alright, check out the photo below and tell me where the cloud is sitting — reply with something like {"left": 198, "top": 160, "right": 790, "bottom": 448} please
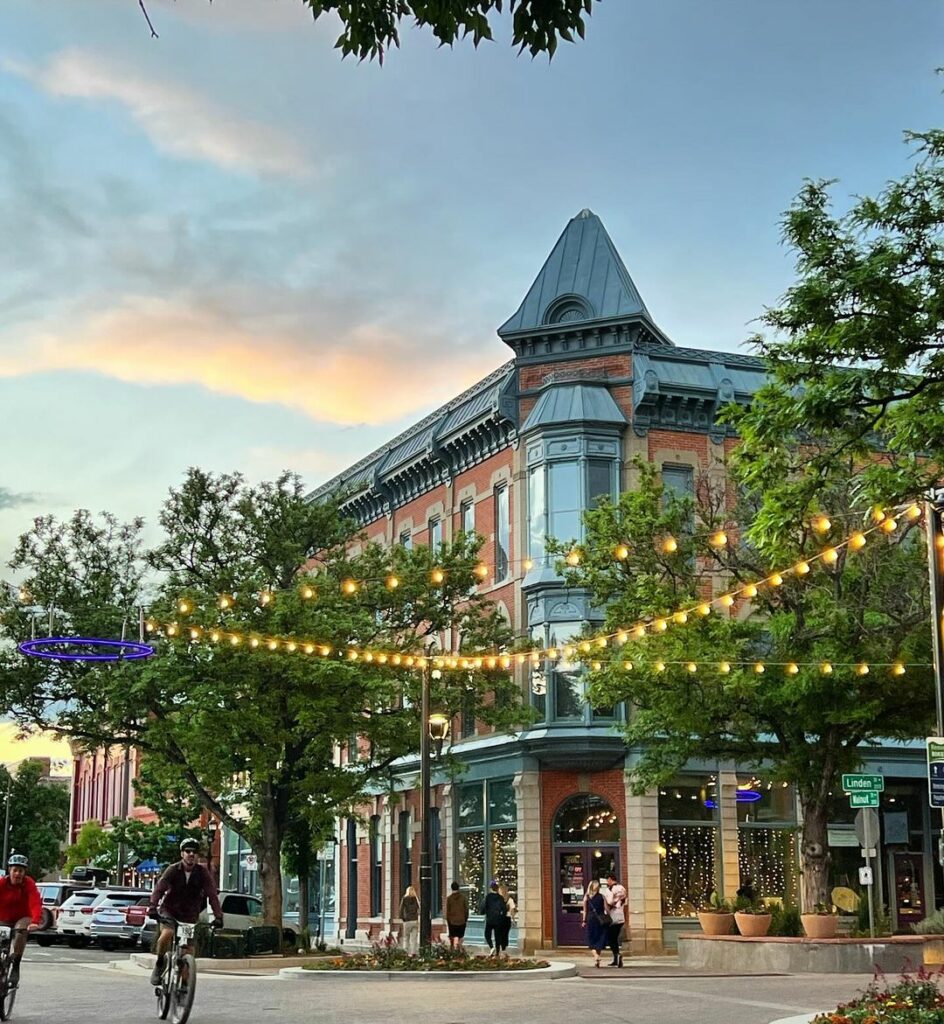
{"left": 0, "top": 488, "right": 37, "bottom": 511}
{"left": 0, "top": 297, "right": 503, "bottom": 426}
{"left": 3, "top": 49, "right": 312, "bottom": 178}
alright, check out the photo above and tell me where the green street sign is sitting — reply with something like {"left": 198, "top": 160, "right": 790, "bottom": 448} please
{"left": 849, "top": 791, "right": 880, "bottom": 808}
{"left": 842, "top": 774, "right": 885, "bottom": 793}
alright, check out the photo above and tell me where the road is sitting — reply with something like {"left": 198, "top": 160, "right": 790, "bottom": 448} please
{"left": 16, "top": 945, "right": 875, "bottom": 1023}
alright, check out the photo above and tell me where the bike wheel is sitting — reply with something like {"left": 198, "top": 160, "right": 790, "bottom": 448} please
{"left": 0, "top": 970, "right": 15, "bottom": 1022}
{"left": 170, "top": 954, "right": 196, "bottom": 1024}
{"left": 156, "top": 965, "right": 171, "bottom": 1021}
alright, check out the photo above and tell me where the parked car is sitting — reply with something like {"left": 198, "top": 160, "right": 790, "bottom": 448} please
{"left": 89, "top": 891, "right": 151, "bottom": 950}
{"left": 56, "top": 890, "right": 102, "bottom": 947}
{"left": 141, "top": 891, "right": 298, "bottom": 949}
{"left": 31, "top": 881, "right": 88, "bottom": 946}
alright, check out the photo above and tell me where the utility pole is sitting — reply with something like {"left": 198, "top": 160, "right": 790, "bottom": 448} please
{"left": 419, "top": 662, "right": 432, "bottom": 947}
{"left": 925, "top": 494, "right": 944, "bottom": 865}
{"left": 1, "top": 780, "right": 11, "bottom": 868}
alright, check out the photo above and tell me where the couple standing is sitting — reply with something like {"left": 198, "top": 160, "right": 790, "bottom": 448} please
{"left": 583, "top": 872, "right": 627, "bottom": 968}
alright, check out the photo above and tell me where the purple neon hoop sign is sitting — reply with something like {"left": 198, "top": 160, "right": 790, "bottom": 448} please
{"left": 17, "top": 637, "right": 155, "bottom": 662}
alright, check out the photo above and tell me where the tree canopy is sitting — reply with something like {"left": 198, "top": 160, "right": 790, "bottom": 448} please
{"left": 0, "top": 469, "right": 523, "bottom": 925}
{"left": 556, "top": 454, "right": 933, "bottom": 909}
{"left": 733, "top": 126, "right": 944, "bottom": 505}
{"left": 0, "top": 760, "right": 70, "bottom": 879}
{"left": 139, "top": 0, "right": 601, "bottom": 61}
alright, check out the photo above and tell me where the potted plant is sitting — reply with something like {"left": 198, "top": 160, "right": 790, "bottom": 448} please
{"left": 801, "top": 902, "right": 839, "bottom": 939}
{"left": 697, "top": 892, "right": 735, "bottom": 936}
{"left": 734, "top": 897, "right": 773, "bottom": 937}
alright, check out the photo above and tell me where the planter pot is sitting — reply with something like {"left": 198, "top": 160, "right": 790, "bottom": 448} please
{"left": 923, "top": 937, "right": 944, "bottom": 966}
{"left": 697, "top": 912, "right": 734, "bottom": 936}
{"left": 734, "top": 912, "right": 772, "bottom": 937}
{"left": 801, "top": 914, "right": 839, "bottom": 939}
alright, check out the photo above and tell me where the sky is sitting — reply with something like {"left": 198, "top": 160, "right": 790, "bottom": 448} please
{"left": 0, "top": 0, "right": 942, "bottom": 573}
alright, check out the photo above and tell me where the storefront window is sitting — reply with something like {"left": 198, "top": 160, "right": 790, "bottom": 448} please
{"left": 550, "top": 622, "right": 585, "bottom": 720}
{"left": 659, "top": 779, "right": 720, "bottom": 916}
{"left": 736, "top": 776, "right": 798, "bottom": 905}
{"left": 553, "top": 794, "right": 620, "bottom": 843}
{"left": 455, "top": 779, "right": 518, "bottom": 913}
{"left": 548, "top": 461, "right": 580, "bottom": 542}
{"left": 528, "top": 466, "right": 546, "bottom": 563}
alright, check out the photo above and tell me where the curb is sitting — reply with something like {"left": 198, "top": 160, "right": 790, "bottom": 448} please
{"left": 767, "top": 1016, "right": 820, "bottom": 1024}
{"left": 279, "top": 960, "right": 577, "bottom": 982}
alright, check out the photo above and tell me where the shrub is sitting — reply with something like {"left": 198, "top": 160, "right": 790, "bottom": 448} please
{"left": 811, "top": 969, "right": 944, "bottom": 1023}
{"left": 302, "top": 942, "right": 548, "bottom": 972}
{"left": 915, "top": 907, "right": 944, "bottom": 936}
{"left": 769, "top": 903, "right": 802, "bottom": 937}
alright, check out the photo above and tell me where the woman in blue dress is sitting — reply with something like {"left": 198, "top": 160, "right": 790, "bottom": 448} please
{"left": 582, "top": 880, "right": 607, "bottom": 967}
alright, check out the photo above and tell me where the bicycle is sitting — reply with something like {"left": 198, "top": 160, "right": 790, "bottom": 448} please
{"left": 153, "top": 917, "right": 198, "bottom": 1024}
{"left": 0, "top": 925, "right": 25, "bottom": 1021}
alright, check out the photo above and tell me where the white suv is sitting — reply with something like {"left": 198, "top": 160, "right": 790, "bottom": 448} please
{"left": 56, "top": 890, "right": 102, "bottom": 946}
{"left": 199, "top": 892, "right": 298, "bottom": 946}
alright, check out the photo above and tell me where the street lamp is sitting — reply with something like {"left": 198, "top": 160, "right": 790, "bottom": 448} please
{"left": 205, "top": 819, "right": 219, "bottom": 880}
{"left": 419, "top": 666, "right": 447, "bottom": 948}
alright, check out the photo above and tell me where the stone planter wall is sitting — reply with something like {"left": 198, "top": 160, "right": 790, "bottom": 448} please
{"left": 678, "top": 933, "right": 941, "bottom": 974}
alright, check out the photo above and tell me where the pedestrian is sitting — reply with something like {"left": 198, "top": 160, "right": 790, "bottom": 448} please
{"left": 497, "top": 884, "right": 517, "bottom": 957}
{"left": 478, "top": 879, "right": 507, "bottom": 957}
{"left": 445, "top": 881, "right": 469, "bottom": 951}
{"left": 399, "top": 884, "right": 420, "bottom": 954}
{"left": 603, "top": 871, "right": 627, "bottom": 967}
{"left": 581, "top": 880, "right": 608, "bottom": 967}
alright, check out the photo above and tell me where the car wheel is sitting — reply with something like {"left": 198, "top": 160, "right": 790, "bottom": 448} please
{"left": 67, "top": 937, "right": 84, "bottom": 949}
{"left": 100, "top": 939, "right": 117, "bottom": 951}
{"left": 38, "top": 909, "right": 54, "bottom": 931}
{"left": 36, "top": 937, "right": 53, "bottom": 947}
{"left": 282, "top": 929, "right": 297, "bottom": 948}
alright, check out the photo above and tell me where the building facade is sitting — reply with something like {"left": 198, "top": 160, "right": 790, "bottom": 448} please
{"left": 307, "top": 212, "right": 941, "bottom": 949}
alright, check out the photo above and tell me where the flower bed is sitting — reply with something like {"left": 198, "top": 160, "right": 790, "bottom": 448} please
{"left": 811, "top": 970, "right": 944, "bottom": 1023}
{"left": 302, "top": 944, "right": 549, "bottom": 972}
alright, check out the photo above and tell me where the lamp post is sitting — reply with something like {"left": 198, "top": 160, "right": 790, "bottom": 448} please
{"left": 1, "top": 780, "right": 10, "bottom": 869}
{"left": 206, "top": 818, "right": 219, "bottom": 882}
{"left": 925, "top": 493, "right": 944, "bottom": 865}
{"left": 419, "top": 666, "right": 449, "bottom": 948}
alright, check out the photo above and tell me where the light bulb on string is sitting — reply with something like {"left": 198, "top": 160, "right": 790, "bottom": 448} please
{"left": 301, "top": 586, "right": 315, "bottom": 600}
{"left": 812, "top": 515, "right": 831, "bottom": 534}
{"left": 718, "top": 661, "right": 731, "bottom": 674}
{"left": 386, "top": 575, "right": 400, "bottom": 590}
{"left": 615, "top": 544, "right": 630, "bottom": 560}
{"left": 880, "top": 518, "right": 897, "bottom": 534}
{"left": 565, "top": 550, "right": 581, "bottom": 566}
{"left": 708, "top": 530, "right": 728, "bottom": 549}
{"left": 743, "top": 584, "right": 758, "bottom": 598}
{"left": 906, "top": 504, "right": 922, "bottom": 521}
{"left": 820, "top": 662, "right": 833, "bottom": 675}
{"left": 662, "top": 536, "right": 678, "bottom": 554}
{"left": 794, "top": 561, "right": 810, "bottom": 575}
{"left": 673, "top": 611, "right": 688, "bottom": 625}
{"left": 342, "top": 579, "right": 358, "bottom": 596}
{"left": 822, "top": 547, "right": 839, "bottom": 566}
{"left": 849, "top": 532, "right": 867, "bottom": 551}
{"left": 431, "top": 568, "right": 445, "bottom": 585}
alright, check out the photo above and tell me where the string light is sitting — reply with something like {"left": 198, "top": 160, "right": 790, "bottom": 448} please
{"left": 662, "top": 536, "right": 678, "bottom": 554}
{"left": 615, "top": 544, "right": 631, "bottom": 560}
{"left": 708, "top": 531, "right": 728, "bottom": 549}
{"left": 431, "top": 568, "right": 445, "bottom": 585}
{"left": 301, "top": 586, "right": 315, "bottom": 600}
{"left": 565, "top": 550, "right": 581, "bottom": 567}
{"left": 812, "top": 515, "right": 831, "bottom": 534}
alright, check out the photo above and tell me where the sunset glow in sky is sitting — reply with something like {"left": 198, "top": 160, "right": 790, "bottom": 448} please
{"left": 1, "top": 0, "right": 942, "bottom": 569}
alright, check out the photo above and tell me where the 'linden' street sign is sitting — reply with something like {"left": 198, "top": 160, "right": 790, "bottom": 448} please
{"left": 849, "top": 791, "right": 880, "bottom": 808}
{"left": 842, "top": 774, "right": 885, "bottom": 793}
{"left": 927, "top": 738, "right": 944, "bottom": 808}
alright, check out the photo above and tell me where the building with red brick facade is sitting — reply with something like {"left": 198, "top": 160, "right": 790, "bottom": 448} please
{"left": 306, "top": 211, "right": 939, "bottom": 951}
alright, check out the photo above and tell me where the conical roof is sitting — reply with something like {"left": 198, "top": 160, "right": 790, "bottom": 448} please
{"left": 498, "top": 209, "right": 649, "bottom": 337}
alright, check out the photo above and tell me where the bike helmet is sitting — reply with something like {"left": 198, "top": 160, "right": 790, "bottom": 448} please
{"left": 179, "top": 838, "right": 199, "bottom": 853}
{"left": 7, "top": 854, "right": 27, "bottom": 868}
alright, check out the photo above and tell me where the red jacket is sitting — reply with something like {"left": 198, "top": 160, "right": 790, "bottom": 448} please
{"left": 0, "top": 876, "right": 42, "bottom": 925}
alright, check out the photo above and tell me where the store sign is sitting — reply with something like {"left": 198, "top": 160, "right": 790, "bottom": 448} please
{"left": 827, "top": 828, "right": 858, "bottom": 848}
{"left": 927, "top": 738, "right": 944, "bottom": 808}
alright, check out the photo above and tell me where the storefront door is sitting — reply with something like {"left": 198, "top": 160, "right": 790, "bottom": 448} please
{"left": 891, "top": 851, "right": 926, "bottom": 929}
{"left": 555, "top": 846, "right": 619, "bottom": 946}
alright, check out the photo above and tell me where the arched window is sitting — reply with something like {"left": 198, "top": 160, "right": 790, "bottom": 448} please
{"left": 553, "top": 794, "right": 620, "bottom": 843}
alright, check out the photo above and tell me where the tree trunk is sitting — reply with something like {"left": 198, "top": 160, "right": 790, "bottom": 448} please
{"left": 798, "top": 795, "right": 830, "bottom": 912}
{"left": 258, "top": 796, "right": 284, "bottom": 930}
{"left": 298, "top": 872, "right": 310, "bottom": 933}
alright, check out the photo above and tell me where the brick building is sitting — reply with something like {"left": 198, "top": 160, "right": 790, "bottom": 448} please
{"left": 303, "top": 211, "right": 938, "bottom": 949}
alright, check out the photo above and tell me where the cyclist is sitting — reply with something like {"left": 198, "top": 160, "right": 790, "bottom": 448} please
{"left": 147, "top": 838, "right": 223, "bottom": 986}
{"left": 0, "top": 853, "right": 42, "bottom": 987}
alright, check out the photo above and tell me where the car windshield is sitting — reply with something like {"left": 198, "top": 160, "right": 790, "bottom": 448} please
{"left": 96, "top": 893, "right": 150, "bottom": 908}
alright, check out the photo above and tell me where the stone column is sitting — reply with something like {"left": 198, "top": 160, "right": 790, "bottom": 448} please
{"left": 513, "top": 770, "right": 542, "bottom": 953}
{"left": 624, "top": 784, "right": 664, "bottom": 953}
{"left": 718, "top": 771, "right": 741, "bottom": 899}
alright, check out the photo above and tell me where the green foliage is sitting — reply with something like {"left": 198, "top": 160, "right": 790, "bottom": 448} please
{"left": 304, "top": 943, "right": 548, "bottom": 971}
{"left": 302, "top": 0, "right": 600, "bottom": 62}
{"left": 811, "top": 971, "right": 944, "bottom": 1023}
{"left": 768, "top": 903, "right": 802, "bottom": 937}
{"left": 914, "top": 907, "right": 944, "bottom": 935}
{"left": 725, "top": 123, "right": 944, "bottom": 505}
{"left": 0, "top": 759, "right": 70, "bottom": 879}
{"left": 555, "top": 455, "right": 932, "bottom": 908}
{"left": 0, "top": 468, "right": 525, "bottom": 927}
{"left": 63, "top": 821, "right": 115, "bottom": 876}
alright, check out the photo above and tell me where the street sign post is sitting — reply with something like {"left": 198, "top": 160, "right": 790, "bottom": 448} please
{"left": 849, "top": 791, "right": 880, "bottom": 808}
{"left": 854, "top": 809, "right": 879, "bottom": 939}
{"left": 928, "top": 738, "right": 944, "bottom": 809}
{"left": 842, "top": 774, "right": 885, "bottom": 793}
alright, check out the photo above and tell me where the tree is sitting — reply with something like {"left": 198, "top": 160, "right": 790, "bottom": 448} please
{"left": 0, "top": 470, "right": 522, "bottom": 928}
{"left": 138, "top": 0, "right": 600, "bottom": 60}
{"left": 0, "top": 760, "right": 70, "bottom": 879}
{"left": 733, "top": 125, "right": 944, "bottom": 505}
{"left": 63, "top": 821, "right": 115, "bottom": 877}
{"left": 556, "top": 457, "right": 933, "bottom": 910}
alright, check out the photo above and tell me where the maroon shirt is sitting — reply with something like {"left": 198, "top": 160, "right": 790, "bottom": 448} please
{"left": 148, "top": 862, "right": 223, "bottom": 923}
